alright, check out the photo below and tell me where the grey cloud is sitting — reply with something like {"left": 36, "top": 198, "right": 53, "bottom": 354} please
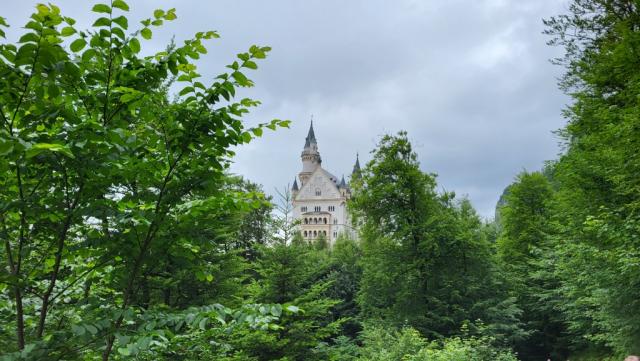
{"left": 5, "top": 0, "right": 571, "bottom": 218}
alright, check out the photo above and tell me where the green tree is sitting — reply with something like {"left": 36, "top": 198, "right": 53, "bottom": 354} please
{"left": 0, "top": 2, "right": 288, "bottom": 359}
{"left": 496, "top": 171, "right": 569, "bottom": 360}
{"left": 229, "top": 242, "right": 343, "bottom": 361}
{"left": 352, "top": 132, "right": 523, "bottom": 341}
{"left": 544, "top": 0, "right": 640, "bottom": 356}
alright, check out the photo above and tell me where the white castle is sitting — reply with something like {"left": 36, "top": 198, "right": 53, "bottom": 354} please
{"left": 291, "top": 121, "right": 360, "bottom": 245}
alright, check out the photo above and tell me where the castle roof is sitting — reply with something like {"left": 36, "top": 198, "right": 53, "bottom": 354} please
{"left": 352, "top": 153, "right": 361, "bottom": 177}
{"left": 339, "top": 175, "right": 346, "bottom": 188}
{"left": 304, "top": 120, "right": 317, "bottom": 148}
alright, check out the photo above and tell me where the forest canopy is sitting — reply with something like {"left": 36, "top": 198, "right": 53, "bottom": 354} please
{"left": 1, "top": 0, "right": 639, "bottom": 360}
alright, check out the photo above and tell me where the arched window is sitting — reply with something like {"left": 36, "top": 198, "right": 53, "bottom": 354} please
{"left": 324, "top": 218, "right": 327, "bottom": 224}
{"left": 315, "top": 188, "right": 321, "bottom": 196}
{"left": 313, "top": 230, "right": 317, "bottom": 237}
{"left": 323, "top": 231, "right": 327, "bottom": 236}
{"left": 304, "top": 231, "right": 308, "bottom": 237}
{"left": 314, "top": 218, "right": 318, "bottom": 224}
{"left": 333, "top": 219, "right": 337, "bottom": 225}
{"left": 304, "top": 218, "right": 308, "bottom": 224}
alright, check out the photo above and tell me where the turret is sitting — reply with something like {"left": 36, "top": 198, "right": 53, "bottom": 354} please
{"left": 299, "top": 120, "right": 322, "bottom": 185}
{"left": 351, "top": 153, "right": 361, "bottom": 180}
{"left": 292, "top": 177, "right": 299, "bottom": 198}
{"left": 338, "top": 175, "right": 349, "bottom": 197}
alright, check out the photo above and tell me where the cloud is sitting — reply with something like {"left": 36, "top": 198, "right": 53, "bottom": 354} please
{"left": 5, "top": 0, "right": 571, "bottom": 219}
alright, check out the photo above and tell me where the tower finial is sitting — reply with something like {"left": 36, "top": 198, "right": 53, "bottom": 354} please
{"left": 352, "top": 153, "right": 361, "bottom": 177}
{"left": 304, "top": 117, "right": 317, "bottom": 148}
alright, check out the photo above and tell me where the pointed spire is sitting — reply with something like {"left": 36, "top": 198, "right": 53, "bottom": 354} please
{"left": 304, "top": 117, "right": 317, "bottom": 148}
{"left": 339, "top": 175, "right": 346, "bottom": 188}
{"left": 292, "top": 177, "right": 299, "bottom": 191}
{"left": 352, "top": 153, "right": 361, "bottom": 176}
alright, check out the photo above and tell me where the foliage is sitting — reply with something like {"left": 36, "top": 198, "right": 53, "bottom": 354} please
{"left": 355, "top": 325, "right": 518, "bottom": 361}
{"left": 542, "top": 0, "right": 640, "bottom": 357}
{"left": 495, "top": 171, "right": 569, "bottom": 360}
{"left": 351, "top": 132, "right": 525, "bottom": 341}
{"left": 225, "top": 241, "right": 343, "bottom": 361}
{"left": 1, "top": 0, "right": 638, "bottom": 360}
{"left": 0, "top": 1, "right": 288, "bottom": 359}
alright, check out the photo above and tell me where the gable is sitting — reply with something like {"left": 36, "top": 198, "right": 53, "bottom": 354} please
{"left": 296, "top": 168, "right": 341, "bottom": 200}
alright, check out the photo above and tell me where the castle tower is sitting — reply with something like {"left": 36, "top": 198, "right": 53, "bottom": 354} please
{"left": 290, "top": 121, "right": 358, "bottom": 245}
{"left": 299, "top": 121, "right": 322, "bottom": 185}
{"left": 351, "top": 153, "right": 361, "bottom": 179}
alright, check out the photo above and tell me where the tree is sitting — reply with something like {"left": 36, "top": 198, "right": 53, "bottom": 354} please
{"left": 352, "top": 132, "right": 522, "bottom": 341}
{"left": 228, "top": 241, "right": 343, "bottom": 360}
{"left": 270, "top": 186, "right": 299, "bottom": 245}
{"left": 544, "top": 0, "right": 640, "bottom": 356}
{"left": 0, "top": 2, "right": 288, "bottom": 359}
{"left": 495, "top": 171, "right": 569, "bottom": 360}
{"left": 233, "top": 179, "right": 274, "bottom": 260}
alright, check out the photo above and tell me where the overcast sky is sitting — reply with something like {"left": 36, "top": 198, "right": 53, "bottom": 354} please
{"left": 6, "top": 0, "right": 570, "bottom": 219}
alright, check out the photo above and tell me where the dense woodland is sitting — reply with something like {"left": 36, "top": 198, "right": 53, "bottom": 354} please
{"left": 0, "top": 0, "right": 639, "bottom": 360}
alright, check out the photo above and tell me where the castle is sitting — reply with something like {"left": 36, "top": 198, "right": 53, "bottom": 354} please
{"left": 291, "top": 121, "right": 360, "bottom": 245}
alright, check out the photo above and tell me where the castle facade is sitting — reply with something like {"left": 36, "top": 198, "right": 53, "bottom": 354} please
{"left": 291, "top": 122, "right": 359, "bottom": 245}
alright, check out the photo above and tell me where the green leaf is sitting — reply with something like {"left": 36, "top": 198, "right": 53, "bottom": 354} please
{"left": 117, "top": 347, "right": 131, "bottom": 356}
{"left": 251, "top": 127, "right": 263, "bottom": 137}
{"left": 178, "top": 86, "right": 194, "bottom": 96}
{"left": 26, "top": 143, "right": 75, "bottom": 159}
{"left": 165, "top": 9, "right": 177, "bottom": 20}
{"left": 112, "top": 15, "right": 128, "bottom": 29}
{"left": 153, "top": 9, "right": 165, "bottom": 19}
{"left": 91, "top": 4, "right": 111, "bottom": 14}
{"left": 195, "top": 270, "right": 205, "bottom": 281}
{"left": 120, "top": 92, "right": 140, "bottom": 103}
{"left": 92, "top": 17, "right": 111, "bottom": 27}
{"left": 232, "top": 71, "right": 248, "bottom": 84}
{"left": 129, "top": 38, "right": 140, "bottom": 53}
{"left": 70, "top": 38, "right": 86, "bottom": 52}
{"left": 71, "top": 324, "right": 85, "bottom": 336}
{"left": 141, "top": 27, "right": 152, "bottom": 40}
{"left": 112, "top": 0, "right": 130, "bottom": 11}
{"left": 85, "top": 324, "right": 98, "bottom": 335}
{"left": 82, "top": 48, "right": 96, "bottom": 62}
{"left": 0, "top": 140, "right": 13, "bottom": 156}
{"left": 270, "top": 305, "right": 282, "bottom": 317}
{"left": 243, "top": 60, "right": 257, "bottom": 70}
{"left": 18, "top": 33, "right": 39, "bottom": 43}
{"left": 285, "top": 305, "right": 300, "bottom": 313}
{"left": 241, "top": 132, "right": 252, "bottom": 143}
{"left": 60, "top": 26, "right": 75, "bottom": 37}
{"left": 108, "top": 28, "right": 123, "bottom": 41}
{"left": 198, "top": 317, "right": 208, "bottom": 330}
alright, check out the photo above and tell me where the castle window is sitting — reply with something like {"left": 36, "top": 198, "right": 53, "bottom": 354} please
{"left": 315, "top": 188, "right": 321, "bottom": 196}
{"left": 314, "top": 218, "right": 318, "bottom": 224}
{"left": 304, "top": 218, "right": 308, "bottom": 224}
{"left": 313, "top": 230, "right": 317, "bottom": 237}
{"left": 314, "top": 206, "right": 321, "bottom": 212}
{"left": 333, "top": 231, "right": 337, "bottom": 238}
{"left": 304, "top": 231, "right": 308, "bottom": 237}
{"left": 324, "top": 218, "right": 327, "bottom": 224}
{"left": 301, "top": 206, "right": 307, "bottom": 212}
{"left": 328, "top": 206, "right": 335, "bottom": 212}
{"left": 323, "top": 231, "right": 327, "bottom": 236}
{"left": 333, "top": 219, "right": 337, "bottom": 225}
